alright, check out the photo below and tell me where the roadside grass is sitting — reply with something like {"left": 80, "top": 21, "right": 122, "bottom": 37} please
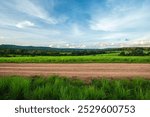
{"left": 0, "top": 76, "right": 150, "bottom": 100}
{"left": 0, "top": 54, "right": 150, "bottom": 63}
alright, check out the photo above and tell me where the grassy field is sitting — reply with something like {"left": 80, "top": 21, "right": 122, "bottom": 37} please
{"left": 0, "top": 76, "right": 150, "bottom": 100}
{"left": 0, "top": 54, "right": 150, "bottom": 63}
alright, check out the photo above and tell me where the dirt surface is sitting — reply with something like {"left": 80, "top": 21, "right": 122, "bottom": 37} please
{"left": 0, "top": 63, "right": 150, "bottom": 80}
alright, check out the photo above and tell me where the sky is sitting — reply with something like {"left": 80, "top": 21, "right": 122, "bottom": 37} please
{"left": 0, "top": 0, "right": 150, "bottom": 48}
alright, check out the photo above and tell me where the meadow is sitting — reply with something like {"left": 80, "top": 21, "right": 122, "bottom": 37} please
{"left": 0, "top": 76, "right": 150, "bottom": 100}
{"left": 0, "top": 54, "right": 150, "bottom": 63}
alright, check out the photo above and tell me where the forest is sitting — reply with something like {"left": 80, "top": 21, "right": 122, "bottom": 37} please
{"left": 0, "top": 44, "right": 149, "bottom": 57}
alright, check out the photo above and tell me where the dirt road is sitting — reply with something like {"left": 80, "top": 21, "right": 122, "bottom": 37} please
{"left": 0, "top": 63, "right": 150, "bottom": 79}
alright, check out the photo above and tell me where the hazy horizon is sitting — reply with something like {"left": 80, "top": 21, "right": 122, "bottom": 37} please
{"left": 0, "top": 0, "right": 150, "bottom": 48}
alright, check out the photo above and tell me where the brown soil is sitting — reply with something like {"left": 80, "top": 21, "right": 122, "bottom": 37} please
{"left": 0, "top": 63, "right": 150, "bottom": 80}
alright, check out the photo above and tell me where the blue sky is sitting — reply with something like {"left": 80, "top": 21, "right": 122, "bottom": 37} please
{"left": 0, "top": 0, "right": 150, "bottom": 48}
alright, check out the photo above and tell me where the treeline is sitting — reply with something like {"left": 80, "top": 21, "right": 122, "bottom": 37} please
{"left": 119, "top": 48, "right": 150, "bottom": 56}
{"left": 0, "top": 45, "right": 150, "bottom": 57}
{"left": 0, "top": 46, "right": 106, "bottom": 57}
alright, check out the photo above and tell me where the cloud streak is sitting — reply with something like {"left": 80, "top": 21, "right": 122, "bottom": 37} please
{"left": 16, "top": 21, "right": 35, "bottom": 28}
{"left": 90, "top": 0, "right": 150, "bottom": 32}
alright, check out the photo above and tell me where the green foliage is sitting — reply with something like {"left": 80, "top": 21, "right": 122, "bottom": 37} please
{"left": 119, "top": 48, "right": 150, "bottom": 56}
{"left": 0, "top": 54, "right": 150, "bottom": 63}
{"left": 1, "top": 44, "right": 150, "bottom": 57}
{"left": 0, "top": 45, "right": 106, "bottom": 56}
{"left": 0, "top": 76, "right": 150, "bottom": 100}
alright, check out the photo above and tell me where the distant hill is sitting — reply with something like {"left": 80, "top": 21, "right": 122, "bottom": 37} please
{"left": 0, "top": 44, "right": 149, "bottom": 57}
{"left": 0, "top": 44, "right": 149, "bottom": 51}
{"left": 0, "top": 44, "right": 58, "bottom": 50}
{"left": 0, "top": 44, "right": 106, "bottom": 56}
{"left": 0, "top": 44, "right": 114, "bottom": 51}
{"left": 0, "top": 44, "right": 99, "bottom": 51}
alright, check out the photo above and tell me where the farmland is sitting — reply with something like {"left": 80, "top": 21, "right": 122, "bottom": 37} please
{"left": 0, "top": 45, "right": 149, "bottom": 63}
{"left": 0, "top": 45, "right": 150, "bottom": 100}
{"left": 0, "top": 54, "right": 150, "bottom": 63}
{"left": 0, "top": 76, "right": 150, "bottom": 100}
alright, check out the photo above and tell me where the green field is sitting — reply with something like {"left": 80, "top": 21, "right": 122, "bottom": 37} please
{"left": 0, "top": 54, "right": 150, "bottom": 63}
{"left": 0, "top": 76, "right": 150, "bottom": 100}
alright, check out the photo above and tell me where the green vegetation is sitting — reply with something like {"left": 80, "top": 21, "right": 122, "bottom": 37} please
{"left": 0, "top": 44, "right": 150, "bottom": 57}
{"left": 119, "top": 48, "right": 150, "bottom": 56}
{"left": 0, "top": 44, "right": 106, "bottom": 56}
{"left": 0, "top": 44, "right": 149, "bottom": 63}
{"left": 0, "top": 54, "right": 150, "bottom": 63}
{"left": 0, "top": 76, "right": 150, "bottom": 100}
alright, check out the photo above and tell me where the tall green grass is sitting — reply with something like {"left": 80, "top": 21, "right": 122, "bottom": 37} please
{"left": 0, "top": 76, "right": 150, "bottom": 100}
{"left": 0, "top": 54, "right": 150, "bottom": 63}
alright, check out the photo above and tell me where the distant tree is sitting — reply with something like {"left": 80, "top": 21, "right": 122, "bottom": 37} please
{"left": 119, "top": 48, "right": 147, "bottom": 56}
{"left": 119, "top": 51, "right": 126, "bottom": 56}
{"left": 131, "top": 48, "right": 144, "bottom": 56}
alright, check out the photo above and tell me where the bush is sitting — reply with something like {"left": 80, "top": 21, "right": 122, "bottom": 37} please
{"left": 0, "top": 76, "right": 150, "bottom": 100}
{"left": 119, "top": 48, "right": 146, "bottom": 56}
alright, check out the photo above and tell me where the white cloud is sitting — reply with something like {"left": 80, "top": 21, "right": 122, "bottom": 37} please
{"left": 129, "top": 36, "right": 150, "bottom": 47}
{"left": 100, "top": 33, "right": 127, "bottom": 40}
{"left": 0, "top": 36, "right": 5, "bottom": 39}
{"left": 0, "top": 0, "right": 58, "bottom": 25}
{"left": 49, "top": 42, "right": 86, "bottom": 48}
{"left": 16, "top": 21, "right": 35, "bottom": 28}
{"left": 72, "top": 24, "right": 84, "bottom": 36}
{"left": 0, "top": 0, "right": 67, "bottom": 27}
{"left": 96, "top": 42, "right": 115, "bottom": 48}
{"left": 90, "top": 0, "right": 150, "bottom": 32}
{"left": 13, "top": 0, "right": 61, "bottom": 24}
{"left": 79, "top": 44, "right": 86, "bottom": 48}
{"left": 96, "top": 37, "right": 150, "bottom": 48}
{"left": 90, "top": 12, "right": 147, "bottom": 32}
